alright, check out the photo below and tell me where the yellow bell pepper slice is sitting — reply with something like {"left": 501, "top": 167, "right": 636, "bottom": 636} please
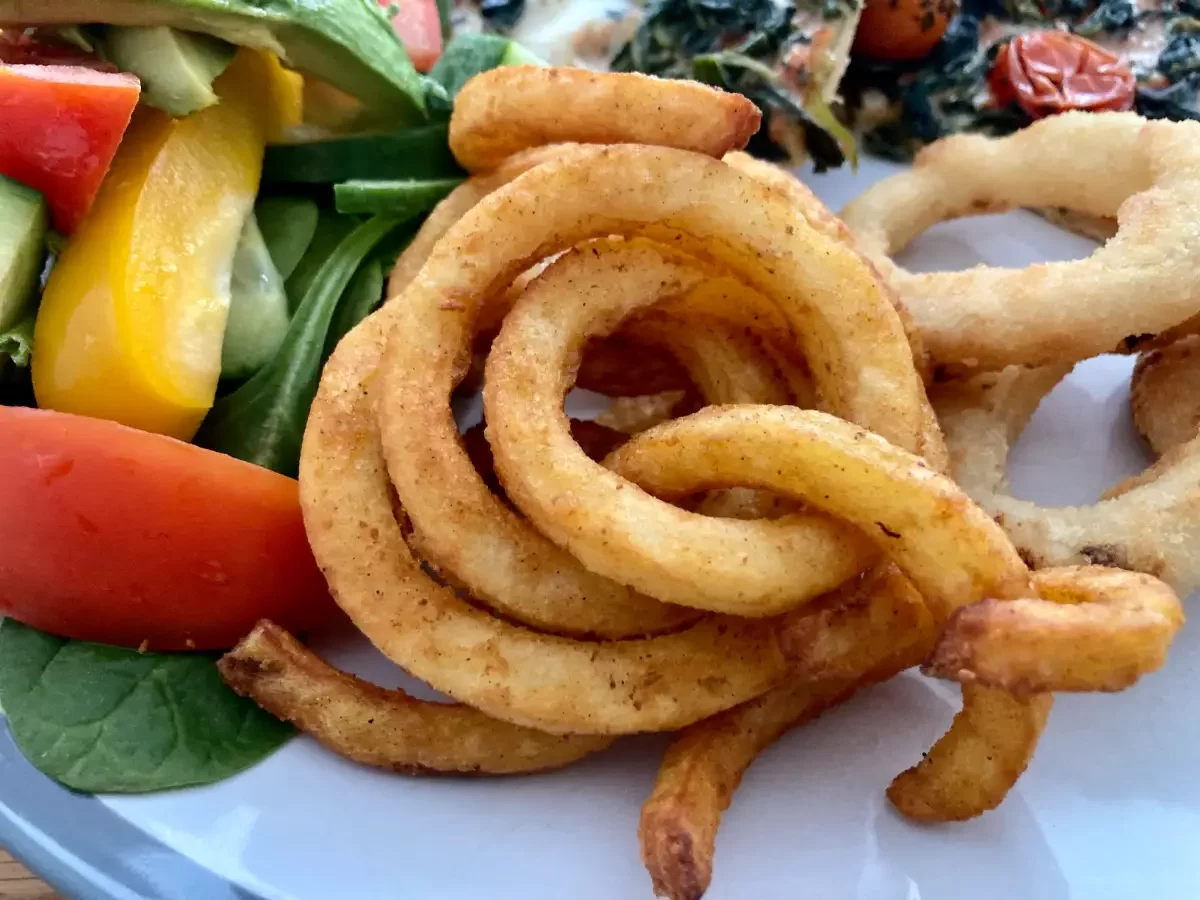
{"left": 261, "top": 52, "right": 305, "bottom": 143}
{"left": 33, "top": 51, "right": 269, "bottom": 441}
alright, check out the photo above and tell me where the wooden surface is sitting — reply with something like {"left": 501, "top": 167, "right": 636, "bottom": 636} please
{"left": 0, "top": 851, "right": 56, "bottom": 899}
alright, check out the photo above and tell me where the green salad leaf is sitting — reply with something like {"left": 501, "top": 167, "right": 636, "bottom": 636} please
{"left": 0, "top": 620, "right": 292, "bottom": 794}
{"left": 254, "top": 196, "right": 320, "bottom": 281}
{"left": 195, "top": 215, "right": 407, "bottom": 477}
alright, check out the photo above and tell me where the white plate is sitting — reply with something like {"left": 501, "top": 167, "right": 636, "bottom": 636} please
{"left": 17, "top": 157, "right": 1200, "bottom": 900}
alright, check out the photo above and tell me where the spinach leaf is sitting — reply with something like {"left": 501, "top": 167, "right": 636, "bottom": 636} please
{"left": 195, "top": 216, "right": 406, "bottom": 477}
{"left": 284, "top": 211, "right": 361, "bottom": 315}
{"left": 426, "top": 33, "right": 546, "bottom": 118}
{"left": 255, "top": 196, "right": 320, "bottom": 281}
{"left": 325, "top": 258, "right": 385, "bottom": 358}
{"left": 0, "top": 621, "right": 291, "bottom": 794}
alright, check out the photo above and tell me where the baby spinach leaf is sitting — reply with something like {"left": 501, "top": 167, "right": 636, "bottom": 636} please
{"left": 255, "top": 196, "right": 320, "bottom": 281}
{"left": 284, "top": 211, "right": 361, "bottom": 315}
{"left": 195, "top": 215, "right": 407, "bottom": 477}
{"left": 326, "top": 258, "right": 385, "bottom": 358}
{"left": 0, "top": 621, "right": 291, "bottom": 794}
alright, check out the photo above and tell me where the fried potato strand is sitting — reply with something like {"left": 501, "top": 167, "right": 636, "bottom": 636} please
{"left": 220, "top": 621, "right": 613, "bottom": 775}
{"left": 606, "top": 405, "right": 1049, "bottom": 821}
{"left": 640, "top": 566, "right": 935, "bottom": 900}
{"left": 926, "top": 566, "right": 1183, "bottom": 695}
{"left": 450, "top": 67, "right": 760, "bottom": 172}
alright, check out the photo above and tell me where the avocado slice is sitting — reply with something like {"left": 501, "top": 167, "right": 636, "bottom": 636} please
{"left": 0, "top": 176, "right": 48, "bottom": 342}
{"left": 104, "top": 27, "right": 236, "bottom": 117}
{"left": 222, "top": 211, "right": 290, "bottom": 381}
{"left": 0, "top": 0, "right": 427, "bottom": 123}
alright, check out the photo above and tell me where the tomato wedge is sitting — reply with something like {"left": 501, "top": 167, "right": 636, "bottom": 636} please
{"left": 380, "top": 0, "right": 443, "bottom": 72}
{"left": 0, "top": 63, "right": 140, "bottom": 234}
{"left": 0, "top": 407, "right": 337, "bottom": 651}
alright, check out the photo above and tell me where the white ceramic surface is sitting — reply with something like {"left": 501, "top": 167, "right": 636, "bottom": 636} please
{"left": 94, "top": 157, "right": 1200, "bottom": 900}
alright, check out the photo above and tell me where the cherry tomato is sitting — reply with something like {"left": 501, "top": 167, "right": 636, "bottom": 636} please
{"left": 378, "top": 0, "right": 443, "bottom": 73}
{"left": 0, "top": 407, "right": 337, "bottom": 650}
{"left": 853, "top": 0, "right": 958, "bottom": 62}
{"left": 990, "top": 31, "right": 1136, "bottom": 119}
{"left": 0, "top": 63, "right": 140, "bottom": 233}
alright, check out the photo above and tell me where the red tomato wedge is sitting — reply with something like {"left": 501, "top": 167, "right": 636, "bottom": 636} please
{"left": 379, "top": 0, "right": 443, "bottom": 72}
{"left": 0, "top": 407, "right": 337, "bottom": 651}
{"left": 0, "top": 64, "right": 140, "bottom": 234}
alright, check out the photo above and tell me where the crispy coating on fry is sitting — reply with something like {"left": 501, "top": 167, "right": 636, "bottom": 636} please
{"left": 301, "top": 312, "right": 791, "bottom": 734}
{"left": 487, "top": 241, "right": 881, "bottom": 615}
{"left": 450, "top": 67, "right": 761, "bottom": 172}
{"left": 640, "top": 566, "right": 935, "bottom": 900}
{"left": 220, "top": 621, "right": 613, "bottom": 775}
{"left": 379, "top": 146, "right": 937, "bottom": 627}
{"left": 606, "top": 405, "right": 1049, "bottom": 821}
{"left": 926, "top": 566, "right": 1183, "bottom": 695}
{"left": 1131, "top": 334, "right": 1200, "bottom": 457}
{"left": 886, "top": 686, "right": 1052, "bottom": 822}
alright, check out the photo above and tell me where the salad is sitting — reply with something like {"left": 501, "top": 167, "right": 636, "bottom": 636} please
{"left": 0, "top": 1, "right": 557, "bottom": 794}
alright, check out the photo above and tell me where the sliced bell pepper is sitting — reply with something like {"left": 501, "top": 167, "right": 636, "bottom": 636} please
{"left": 32, "top": 51, "right": 270, "bottom": 441}
{"left": 0, "top": 62, "right": 140, "bottom": 234}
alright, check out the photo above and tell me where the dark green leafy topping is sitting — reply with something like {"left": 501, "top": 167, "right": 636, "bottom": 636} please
{"left": 479, "top": 0, "right": 526, "bottom": 31}
{"left": 1159, "top": 31, "right": 1200, "bottom": 80}
{"left": 846, "top": 0, "right": 1200, "bottom": 160}
{"left": 611, "top": 0, "right": 857, "bottom": 170}
{"left": 0, "top": 620, "right": 292, "bottom": 794}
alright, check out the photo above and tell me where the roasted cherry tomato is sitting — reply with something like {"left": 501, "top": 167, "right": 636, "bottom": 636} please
{"left": 853, "top": 0, "right": 957, "bottom": 62}
{"left": 378, "top": 0, "right": 443, "bottom": 72}
{"left": 990, "top": 31, "right": 1136, "bottom": 119}
{"left": 0, "top": 407, "right": 337, "bottom": 651}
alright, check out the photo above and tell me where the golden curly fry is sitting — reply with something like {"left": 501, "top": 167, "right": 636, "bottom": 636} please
{"left": 640, "top": 565, "right": 935, "bottom": 900}
{"left": 220, "top": 621, "right": 613, "bottom": 775}
{"left": 379, "top": 146, "right": 937, "bottom": 623}
{"left": 486, "top": 240, "right": 880, "bottom": 615}
{"left": 926, "top": 566, "right": 1183, "bottom": 695}
{"left": 450, "top": 67, "right": 761, "bottom": 172}
{"left": 1131, "top": 334, "right": 1200, "bottom": 457}
{"left": 605, "top": 405, "right": 1049, "bottom": 821}
{"left": 841, "top": 112, "right": 1200, "bottom": 373}
{"left": 885, "top": 686, "right": 1052, "bottom": 822}
{"left": 301, "top": 311, "right": 791, "bottom": 735}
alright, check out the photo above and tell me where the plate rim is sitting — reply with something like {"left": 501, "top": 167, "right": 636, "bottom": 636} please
{"left": 0, "top": 721, "right": 259, "bottom": 900}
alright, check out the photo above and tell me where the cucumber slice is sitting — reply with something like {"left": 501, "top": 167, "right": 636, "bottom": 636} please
{"left": 0, "top": 176, "right": 48, "bottom": 338}
{"left": 221, "top": 212, "right": 289, "bottom": 381}
{"left": 263, "top": 124, "right": 461, "bottom": 184}
{"left": 333, "top": 178, "right": 461, "bottom": 218}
